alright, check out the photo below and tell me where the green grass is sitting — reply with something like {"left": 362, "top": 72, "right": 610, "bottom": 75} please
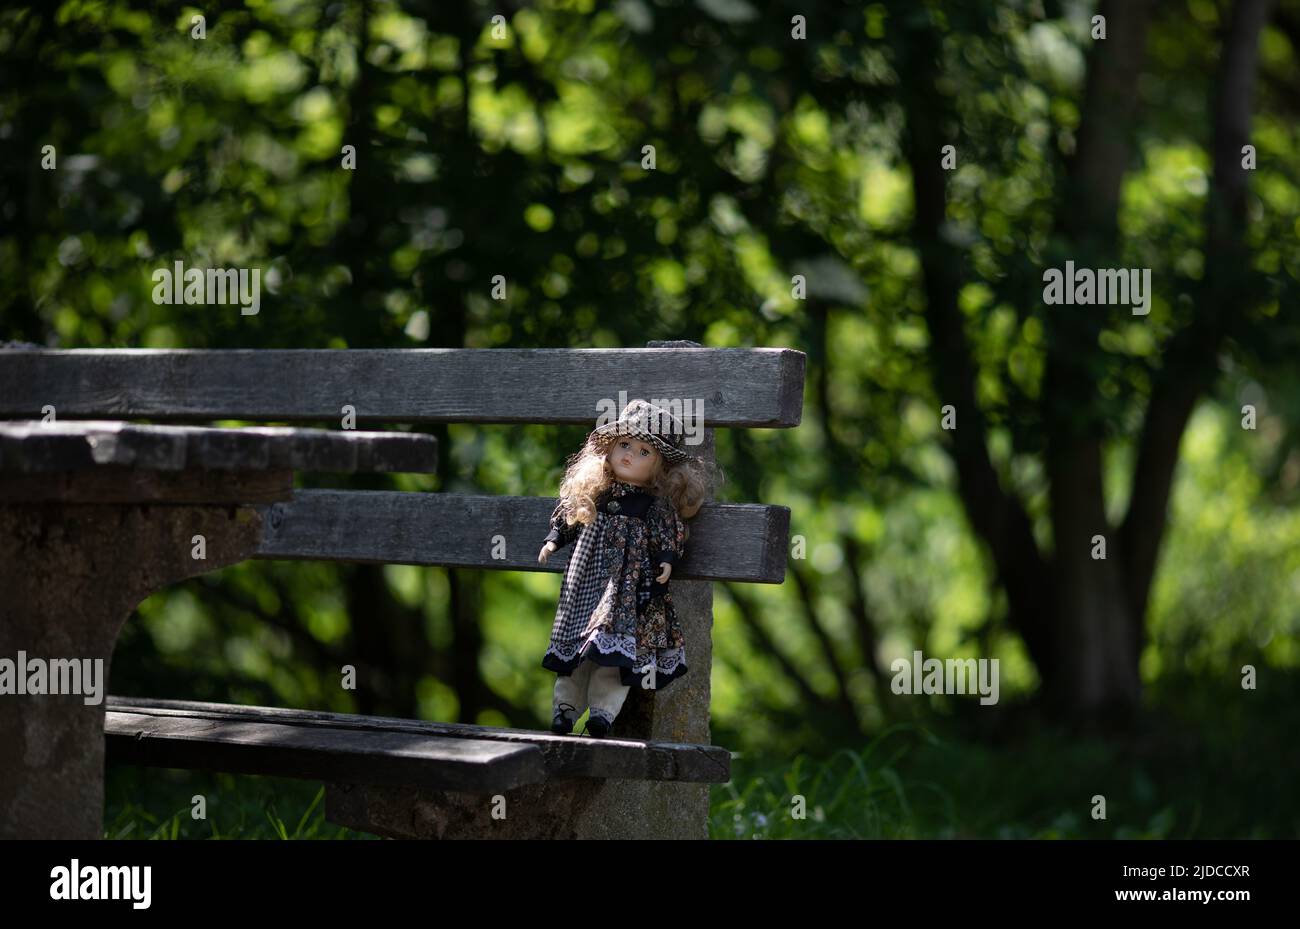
{"left": 711, "top": 672, "right": 1300, "bottom": 839}
{"left": 103, "top": 766, "right": 376, "bottom": 839}
{"left": 710, "top": 723, "right": 1173, "bottom": 839}
{"left": 712, "top": 724, "right": 950, "bottom": 839}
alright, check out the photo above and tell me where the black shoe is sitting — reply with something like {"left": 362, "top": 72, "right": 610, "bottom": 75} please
{"left": 585, "top": 715, "right": 611, "bottom": 738}
{"left": 551, "top": 703, "right": 578, "bottom": 734}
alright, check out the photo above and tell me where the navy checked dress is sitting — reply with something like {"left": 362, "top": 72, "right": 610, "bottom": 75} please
{"left": 541, "top": 480, "right": 689, "bottom": 690}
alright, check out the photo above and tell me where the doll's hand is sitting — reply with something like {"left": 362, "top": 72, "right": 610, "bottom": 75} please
{"left": 657, "top": 562, "right": 672, "bottom": 583}
{"left": 539, "top": 542, "right": 557, "bottom": 564}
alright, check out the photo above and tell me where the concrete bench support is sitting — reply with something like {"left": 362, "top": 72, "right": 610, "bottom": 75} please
{"left": 0, "top": 499, "right": 264, "bottom": 839}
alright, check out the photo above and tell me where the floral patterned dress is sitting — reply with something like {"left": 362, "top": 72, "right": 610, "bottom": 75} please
{"left": 541, "top": 479, "right": 688, "bottom": 690}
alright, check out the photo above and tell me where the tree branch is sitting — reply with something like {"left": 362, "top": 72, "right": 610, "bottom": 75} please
{"left": 840, "top": 531, "right": 893, "bottom": 713}
{"left": 896, "top": 14, "right": 1052, "bottom": 670}
{"left": 788, "top": 561, "right": 861, "bottom": 727}
{"left": 720, "top": 582, "right": 843, "bottom": 721}
{"left": 1120, "top": 0, "right": 1273, "bottom": 638}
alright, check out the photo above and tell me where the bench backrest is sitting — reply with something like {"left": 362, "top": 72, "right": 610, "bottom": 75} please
{"left": 0, "top": 345, "right": 805, "bottom": 586}
{"left": 0, "top": 346, "right": 805, "bottom": 426}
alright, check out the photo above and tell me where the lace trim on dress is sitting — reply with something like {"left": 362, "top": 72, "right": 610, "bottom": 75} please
{"left": 542, "top": 636, "right": 686, "bottom": 676}
{"left": 649, "top": 646, "right": 685, "bottom": 675}
{"left": 544, "top": 630, "right": 637, "bottom": 663}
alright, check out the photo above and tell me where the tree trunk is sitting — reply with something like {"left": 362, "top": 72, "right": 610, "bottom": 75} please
{"left": 1036, "top": 0, "right": 1151, "bottom": 717}
{"left": 1045, "top": 441, "right": 1141, "bottom": 717}
{"left": 1119, "top": 0, "right": 1273, "bottom": 660}
{"left": 897, "top": 16, "right": 1056, "bottom": 685}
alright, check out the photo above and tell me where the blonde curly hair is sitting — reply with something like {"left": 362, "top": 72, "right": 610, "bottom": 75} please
{"left": 555, "top": 432, "right": 720, "bottom": 528}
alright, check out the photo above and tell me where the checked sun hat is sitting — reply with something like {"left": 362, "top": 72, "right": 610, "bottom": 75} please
{"left": 590, "top": 399, "right": 696, "bottom": 463}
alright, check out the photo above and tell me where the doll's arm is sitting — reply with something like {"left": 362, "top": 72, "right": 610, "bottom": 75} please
{"left": 649, "top": 498, "right": 686, "bottom": 582}
{"left": 542, "top": 500, "right": 580, "bottom": 552}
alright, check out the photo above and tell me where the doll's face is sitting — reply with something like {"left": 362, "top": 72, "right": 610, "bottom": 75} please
{"left": 606, "top": 437, "right": 660, "bottom": 486}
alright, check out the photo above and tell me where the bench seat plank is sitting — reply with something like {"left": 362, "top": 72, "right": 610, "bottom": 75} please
{"left": 0, "top": 347, "right": 805, "bottom": 427}
{"left": 107, "top": 697, "right": 732, "bottom": 784}
{"left": 106, "top": 709, "right": 547, "bottom": 793}
{"left": 254, "top": 489, "right": 789, "bottom": 583}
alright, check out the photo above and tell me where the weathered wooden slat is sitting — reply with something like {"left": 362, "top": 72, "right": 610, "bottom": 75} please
{"left": 106, "top": 697, "right": 732, "bottom": 784}
{"left": 0, "top": 468, "right": 293, "bottom": 504}
{"left": 105, "top": 710, "right": 547, "bottom": 792}
{"left": 0, "top": 421, "right": 437, "bottom": 474}
{"left": 254, "top": 490, "right": 789, "bottom": 583}
{"left": 0, "top": 348, "right": 805, "bottom": 427}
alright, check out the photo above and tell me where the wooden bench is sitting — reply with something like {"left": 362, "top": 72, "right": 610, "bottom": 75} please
{"left": 0, "top": 341, "right": 805, "bottom": 839}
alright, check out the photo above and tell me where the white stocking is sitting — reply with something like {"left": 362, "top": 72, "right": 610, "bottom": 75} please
{"left": 553, "top": 657, "right": 596, "bottom": 722}
{"left": 587, "top": 664, "right": 631, "bottom": 726}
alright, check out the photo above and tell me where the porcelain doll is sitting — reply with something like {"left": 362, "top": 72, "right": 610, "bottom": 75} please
{"left": 537, "top": 399, "right": 713, "bottom": 737}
